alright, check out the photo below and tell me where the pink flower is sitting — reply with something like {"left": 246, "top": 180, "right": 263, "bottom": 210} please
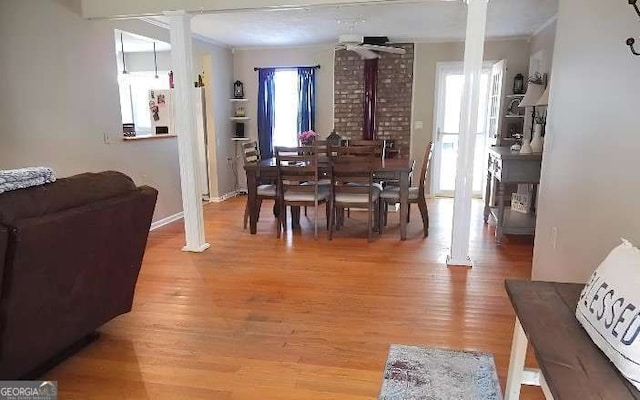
{"left": 298, "top": 130, "right": 318, "bottom": 142}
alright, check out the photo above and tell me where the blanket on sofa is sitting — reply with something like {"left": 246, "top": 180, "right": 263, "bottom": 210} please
{"left": 0, "top": 167, "right": 56, "bottom": 194}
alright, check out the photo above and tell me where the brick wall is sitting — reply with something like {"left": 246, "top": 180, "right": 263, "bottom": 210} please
{"left": 333, "top": 43, "right": 414, "bottom": 158}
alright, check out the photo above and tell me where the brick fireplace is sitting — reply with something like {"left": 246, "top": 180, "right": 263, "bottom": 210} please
{"left": 333, "top": 43, "right": 414, "bottom": 158}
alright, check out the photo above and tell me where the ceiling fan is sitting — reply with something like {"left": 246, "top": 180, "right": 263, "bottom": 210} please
{"left": 334, "top": 35, "right": 406, "bottom": 59}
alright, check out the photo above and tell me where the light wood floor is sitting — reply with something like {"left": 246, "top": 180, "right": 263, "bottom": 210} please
{"left": 46, "top": 197, "right": 543, "bottom": 399}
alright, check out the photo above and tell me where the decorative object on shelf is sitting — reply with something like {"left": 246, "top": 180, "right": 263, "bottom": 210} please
{"left": 123, "top": 123, "right": 136, "bottom": 137}
{"left": 198, "top": 74, "right": 204, "bottom": 87}
{"left": 235, "top": 122, "right": 245, "bottom": 138}
{"left": 234, "top": 80, "right": 245, "bottom": 99}
{"left": 513, "top": 74, "right": 525, "bottom": 94}
{"left": 520, "top": 137, "right": 533, "bottom": 154}
{"left": 235, "top": 105, "right": 246, "bottom": 117}
{"left": 627, "top": 0, "right": 640, "bottom": 56}
{"left": 506, "top": 97, "right": 524, "bottom": 116}
{"left": 169, "top": 71, "right": 174, "bottom": 89}
{"left": 299, "top": 130, "right": 318, "bottom": 146}
{"left": 530, "top": 124, "right": 544, "bottom": 153}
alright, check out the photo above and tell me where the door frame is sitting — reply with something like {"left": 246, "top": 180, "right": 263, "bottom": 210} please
{"left": 431, "top": 61, "right": 495, "bottom": 198}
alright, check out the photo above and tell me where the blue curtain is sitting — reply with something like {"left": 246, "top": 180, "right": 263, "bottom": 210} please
{"left": 257, "top": 68, "right": 276, "bottom": 158}
{"left": 297, "top": 67, "right": 316, "bottom": 134}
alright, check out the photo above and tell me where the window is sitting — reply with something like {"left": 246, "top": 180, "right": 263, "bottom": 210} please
{"left": 272, "top": 70, "right": 300, "bottom": 148}
{"left": 118, "top": 71, "right": 170, "bottom": 134}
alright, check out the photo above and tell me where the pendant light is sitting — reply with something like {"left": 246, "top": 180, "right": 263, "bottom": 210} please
{"left": 153, "top": 42, "right": 159, "bottom": 79}
{"left": 120, "top": 33, "right": 128, "bottom": 74}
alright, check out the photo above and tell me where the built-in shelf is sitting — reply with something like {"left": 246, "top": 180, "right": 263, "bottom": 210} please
{"left": 122, "top": 134, "right": 178, "bottom": 141}
{"left": 229, "top": 98, "right": 249, "bottom": 102}
{"left": 505, "top": 114, "right": 525, "bottom": 118}
{"left": 506, "top": 94, "right": 526, "bottom": 98}
{"left": 231, "top": 137, "right": 251, "bottom": 141}
{"left": 230, "top": 117, "right": 250, "bottom": 121}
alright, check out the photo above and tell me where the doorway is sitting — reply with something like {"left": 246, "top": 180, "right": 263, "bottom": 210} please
{"left": 431, "top": 62, "right": 493, "bottom": 198}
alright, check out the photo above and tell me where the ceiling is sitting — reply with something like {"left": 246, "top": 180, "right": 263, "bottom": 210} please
{"left": 152, "top": 0, "right": 557, "bottom": 48}
{"left": 115, "top": 30, "right": 171, "bottom": 53}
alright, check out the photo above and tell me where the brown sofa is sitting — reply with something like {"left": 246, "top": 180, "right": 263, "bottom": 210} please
{"left": 0, "top": 171, "right": 157, "bottom": 379}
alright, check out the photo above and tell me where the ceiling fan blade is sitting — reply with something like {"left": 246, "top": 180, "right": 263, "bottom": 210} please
{"left": 360, "top": 44, "right": 406, "bottom": 55}
{"left": 346, "top": 44, "right": 380, "bottom": 60}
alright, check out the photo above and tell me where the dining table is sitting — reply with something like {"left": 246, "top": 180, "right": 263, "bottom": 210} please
{"left": 244, "top": 157, "right": 416, "bottom": 240}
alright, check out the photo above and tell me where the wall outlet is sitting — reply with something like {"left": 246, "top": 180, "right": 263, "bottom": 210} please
{"left": 551, "top": 227, "right": 558, "bottom": 249}
{"left": 414, "top": 121, "right": 424, "bottom": 130}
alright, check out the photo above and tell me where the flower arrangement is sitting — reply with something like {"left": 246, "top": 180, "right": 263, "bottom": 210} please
{"left": 299, "top": 130, "right": 318, "bottom": 145}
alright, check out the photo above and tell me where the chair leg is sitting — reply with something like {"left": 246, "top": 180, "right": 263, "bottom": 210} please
{"left": 383, "top": 202, "right": 388, "bottom": 227}
{"left": 325, "top": 200, "right": 331, "bottom": 231}
{"left": 407, "top": 203, "right": 411, "bottom": 223}
{"left": 276, "top": 203, "right": 283, "bottom": 238}
{"left": 243, "top": 199, "right": 249, "bottom": 230}
{"left": 417, "top": 199, "right": 430, "bottom": 237}
{"left": 314, "top": 203, "right": 319, "bottom": 240}
{"left": 256, "top": 199, "right": 263, "bottom": 222}
{"left": 279, "top": 204, "right": 288, "bottom": 238}
{"left": 305, "top": 206, "right": 308, "bottom": 217}
{"left": 378, "top": 200, "right": 385, "bottom": 235}
{"left": 367, "top": 203, "right": 373, "bottom": 243}
{"left": 328, "top": 200, "right": 335, "bottom": 240}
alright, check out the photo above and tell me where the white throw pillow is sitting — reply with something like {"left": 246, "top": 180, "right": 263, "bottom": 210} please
{"left": 576, "top": 239, "right": 640, "bottom": 391}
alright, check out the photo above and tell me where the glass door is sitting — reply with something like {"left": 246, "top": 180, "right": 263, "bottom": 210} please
{"left": 432, "top": 64, "right": 492, "bottom": 197}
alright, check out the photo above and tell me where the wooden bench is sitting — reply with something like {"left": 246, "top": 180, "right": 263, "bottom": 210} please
{"left": 504, "top": 280, "right": 640, "bottom": 400}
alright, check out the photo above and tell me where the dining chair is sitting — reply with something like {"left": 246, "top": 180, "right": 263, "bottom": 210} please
{"left": 242, "top": 141, "right": 277, "bottom": 230}
{"left": 380, "top": 142, "right": 433, "bottom": 237}
{"left": 328, "top": 147, "right": 383, "bottom": 242}
{"left": 344, "top": 139, "right": 386, "bottom": 160}
{"left": 275, "top": 146, "right": 330, "bottom": 239}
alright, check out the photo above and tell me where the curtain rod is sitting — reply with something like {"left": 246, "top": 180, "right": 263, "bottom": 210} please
{"left": 253, "top": 65, "right": 320, "bottom": 71}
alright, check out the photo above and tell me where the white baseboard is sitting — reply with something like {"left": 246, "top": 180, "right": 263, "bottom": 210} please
{"left": 150, "top": 211, "right": 184, "bottom": 231}
{"left": 210, "top": 191, "right": 243, "bottom": 203}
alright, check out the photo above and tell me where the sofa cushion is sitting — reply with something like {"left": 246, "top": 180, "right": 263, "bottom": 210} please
{"left": 0, "top": 171, "right": 137, "bottom": 227}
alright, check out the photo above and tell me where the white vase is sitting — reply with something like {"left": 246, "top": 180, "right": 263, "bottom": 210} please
{"left": 530, "top": 124, "right": 544, "bottom": 153}
{"left": 520, "top": 138, "right": 533, "bottom": 154}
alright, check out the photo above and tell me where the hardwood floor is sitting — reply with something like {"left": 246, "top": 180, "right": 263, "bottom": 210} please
{"left": 46, "top": 197, "right": 543, "bottom": 399}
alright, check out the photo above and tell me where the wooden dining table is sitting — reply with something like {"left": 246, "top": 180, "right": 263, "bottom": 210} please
{"left": 244, "top": 157, "right": 416, "bottom": 240}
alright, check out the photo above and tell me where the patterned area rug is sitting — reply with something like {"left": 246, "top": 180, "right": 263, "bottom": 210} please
{"left": 379, "top": 345, "right": 503, "bottom": 400}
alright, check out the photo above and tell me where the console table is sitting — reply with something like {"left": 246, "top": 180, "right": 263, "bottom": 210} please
{"left": 504, "top": 280, "right": 640, "bottom": 399}
{"left": 483, "top": 147, "right": 542, "bottom": 244}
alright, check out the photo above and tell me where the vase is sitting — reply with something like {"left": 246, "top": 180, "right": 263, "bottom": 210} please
{"left": 520, "top": 138, "right": 533, "bottom": 154}
{"left": 530, "top": 124, "right": 544, "bottom": 153}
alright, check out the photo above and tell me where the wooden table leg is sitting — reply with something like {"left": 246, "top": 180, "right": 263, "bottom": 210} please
{"left": 484, "top": 159, "right": 492, "bottom": 224}
{"left": 496, "top": 181, "right": 505, "bottom": 245}
{"left": 399, "top": 172, "right": 409, "bottom": 241}
{"left": 246, "top": 169, "right": 258, "bottom": 235}
{"left": 505, "top": 317, "right": 528, "bottom": 400}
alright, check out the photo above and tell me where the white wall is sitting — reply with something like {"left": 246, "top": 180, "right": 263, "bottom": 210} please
{"left": 411, "top": 39, "right": 532, "bottom": 192}
{"left": 0, "top": 0, "right": 234, "bottom": 221}
{"left": 532, "top": 0, "right": 640, "bottom": 283}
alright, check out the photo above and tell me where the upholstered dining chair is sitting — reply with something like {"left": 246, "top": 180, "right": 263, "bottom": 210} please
{"left": 275, "top": 146, "right": 330, "bottom": 239}
{"left": 242, "top": 141, "right": 277, "bottom": 230}
{"left": 328, "top": 146, "right": 383, "bottom": 242}
{"left": 380, "top": 142, "right": 433, "bottom": 237}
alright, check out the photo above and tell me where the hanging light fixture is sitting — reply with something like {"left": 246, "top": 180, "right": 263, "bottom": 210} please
{"left": 120, "top": 33, "right": 128, "bottom": 74}
{"left": 153, "top": 42, "right": 159, "bottom": 79}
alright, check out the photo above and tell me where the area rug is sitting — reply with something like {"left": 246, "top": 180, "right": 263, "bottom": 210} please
{"left": 378, "top": 345, "right": 503, "bottom": 400}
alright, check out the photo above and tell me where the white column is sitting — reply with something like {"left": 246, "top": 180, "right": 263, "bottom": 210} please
{"left": 166, "top": 10, "right": 210, "bottom": 253}
{"left": 447, "top": 0, "right": 489, "bottom": 267}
